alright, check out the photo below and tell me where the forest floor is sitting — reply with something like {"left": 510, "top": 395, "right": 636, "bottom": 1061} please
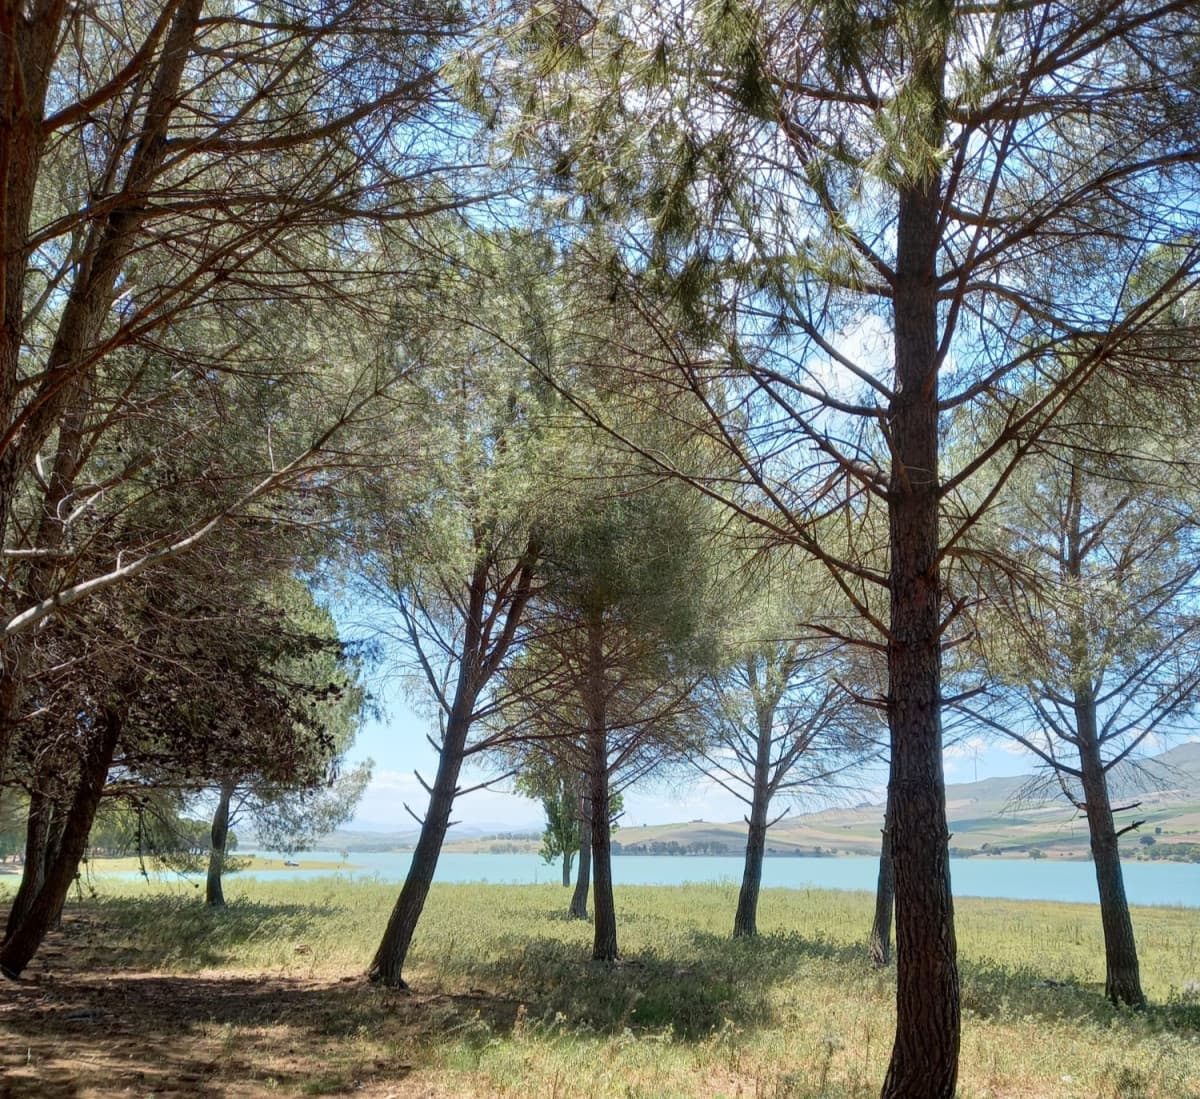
{"left": 0, "top": 879, "right": 1198, "bottom": 1098}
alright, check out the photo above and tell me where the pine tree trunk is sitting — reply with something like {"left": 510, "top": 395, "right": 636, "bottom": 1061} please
{"left": 5, "top": 784, "right": 52, "bottom": 940}
{"left": 734, "top": 684, "right": 775, "bottom": 938}
{"left": 371, "top": 603, "right": 481, "bottom": 987}
{"left": 0, "top": 9, "right": 72, "bottom": 793}
{"left": 1077, "top": 700, "right": 1145, "bottom": 1007}
{"left": 588, "top": 733, "right": 617, "bottom": 961}
{"left": 367, "top": 544, "right": 536, "bottom": 988}
{"left": 43, "top": 815, "right": 69, "bottom": 932}
{"left": 585, "top": 614, "right": 617, "bottom": 960}
{"left": 880, "top": 164, "right": 959, "bottom": 1099}
{"left": 206, "top": 779, "right": 236, "bottom": 908}
{"left": 1, "top": 704, "right": 123, "bottom": 978}
{"left": 733, "top": 811, "right": 767, "bottom": 938}
{"left": 1060, "top": 473, "right": 1145, "bottom": 1009}
{"left": 570, "top": 791, "right": 591, "bottom": 919}
{"left": 368, "top": 684, "right": 475, "bottom": 987}
{"left": 868, "top": 796, "right": 895, "bottom": 967}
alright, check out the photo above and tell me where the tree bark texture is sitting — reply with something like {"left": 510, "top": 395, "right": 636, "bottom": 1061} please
{"left": 0, "top": 4, "right": 74, "bottom": 547}
{"left": 733, "top": 813, "right": 767, "bottom": 939}
{"left": 588, "top": 732, "right": 617, "bottom": 961}
{"left": 367, "top": 541, "right": 537, "bottom": 988}
{"left": 868, "top": 796, "right": 895, "bottom": 967}
{"left": 1061, "top": 473, "right": 1145, "bottom": 1008}
{"left": 5, "top": 783, "right": 52, "bottom": 940}
{"left": 206, "top": 779, "right": 237, "bottom": 908}
{"left": 734, "top": 697, "right": 774, "bottom": 937}
{"left": 367, "top": 692, "right": 472, "bottom": 987}
{"left": 585, "top": 615, "right": 617, "bottom": 961}
{"left": 1, "top": 704, "right": 124, "bottom": 978}
{"left": 570, "top": 791, "right": 591, "bottom": 919}
{"left": 1077, "top": 698, "right": 1145, "bottom": 1007}
{"left": 880, "top": 168, "right": 960, "bottom": 1099}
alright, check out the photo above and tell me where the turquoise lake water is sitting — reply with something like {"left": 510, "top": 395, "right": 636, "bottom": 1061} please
{"left": 103, "top": 850, "right": 1200, "bottom": 907}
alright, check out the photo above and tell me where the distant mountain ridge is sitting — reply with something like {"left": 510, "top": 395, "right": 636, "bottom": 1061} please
{"left": 614, "top": 741, "right": 1200, "bottom": 859}
{"left": 303, "top": 742, "right": 1200, "bottom": 860}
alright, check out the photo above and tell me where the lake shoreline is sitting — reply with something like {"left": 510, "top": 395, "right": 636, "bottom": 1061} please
{"left": 64, "top": 848, "right": 1200, "bottom": 907}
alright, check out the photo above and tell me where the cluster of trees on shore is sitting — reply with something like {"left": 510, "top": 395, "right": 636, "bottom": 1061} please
{"left": 1, "top": 3, "right": 1198, "bottom": 1098}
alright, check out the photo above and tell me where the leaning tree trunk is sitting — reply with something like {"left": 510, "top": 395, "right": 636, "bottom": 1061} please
{"left": 880, "top": 162, "right": 960, "bottom": 1097}
{"left": 368, "top": 677, "right": 476, "bottom": 987}
{"left": 367, "top": 541, "right": 537, "bottom": 988}
{"left": 5, "top": 785, "right": 54, "bottom": 939}
{"left": 1077, "top": 696, "right": 1145, "bottom": 1007}
{"left": 569, "top": 790, "right": 591, "bottom": 919}
{"left": 869, "top": 791, "right": 895, "bottom": 966}
{"left": 0, "top": 0, "right": 204, "bottom": 797}
{"left": 1, "top": 703, "right": 124, "bottom": 978}
{"left": 734, "top": 703, "right": 774, "bottom": 937}
{"left": 206, "top": 778, "right": 237, "bottom": 908}
{"left": 43, "top": 813, "right": 69, "bottom": 933}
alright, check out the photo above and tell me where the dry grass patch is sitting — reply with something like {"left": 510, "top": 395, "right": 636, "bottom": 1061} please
{"left": 0, "top": 878, "right": 1197, "bottom": 1097}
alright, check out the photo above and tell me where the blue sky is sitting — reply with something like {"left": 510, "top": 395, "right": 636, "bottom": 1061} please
{"left": 341, "top": 676, "right": 1056, "bottom": 835}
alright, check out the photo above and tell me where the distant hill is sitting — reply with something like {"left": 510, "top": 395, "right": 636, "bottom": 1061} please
{"left": 307, "top": 742, "right": 1200, "bottom": 861}
{"left": 613, "top": 741, "right": 1200, "bottom": 860}
{"left": 310, "top": 826, "right": 542, "bottom": 855}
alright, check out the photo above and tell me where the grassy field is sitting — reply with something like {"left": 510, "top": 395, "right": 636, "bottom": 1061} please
{"left": 1, "top": 877, "right": 1198, "bottom": 1097}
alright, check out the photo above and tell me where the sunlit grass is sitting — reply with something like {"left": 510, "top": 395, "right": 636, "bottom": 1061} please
{"left": 8, "top": 875, "right": 1200, "bottom": 1098}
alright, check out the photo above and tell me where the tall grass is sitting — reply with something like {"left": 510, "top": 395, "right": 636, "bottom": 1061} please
{"left": 13, "top": 875, "right": 1200, "bottom": 1098}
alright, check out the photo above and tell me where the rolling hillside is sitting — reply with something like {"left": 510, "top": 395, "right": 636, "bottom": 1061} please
{"left": 319, "top": 742, "right": 1200, "bottom": 860}
{"left": 613, "top": 742, "right": 1200, "bottom": 859}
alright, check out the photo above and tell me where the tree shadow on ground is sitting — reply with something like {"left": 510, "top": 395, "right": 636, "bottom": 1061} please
{"left": 957, "top": 955, "right": 1200, "bottom": 1033}
{"left": 433, "top": 926, "right": 871, "bottom": 1039}
{"left": 0, "top": 967, "right": 441, "bottom": 1097}
{"left": 3, "top": 897, "right": 1194, "bottom": 1098}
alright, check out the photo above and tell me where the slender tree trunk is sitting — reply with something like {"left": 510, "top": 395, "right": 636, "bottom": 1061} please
{"left": 1060, "top": 473, "right": 1145, "bottom": 1008}
{"left": 206, "top": 778, "right": 237, "bottom": 908}
{"left": 561, "top": 850, "right": 572, "bottom": 887}
{"left": 368, "top": 682, "right": 476, "bottom": 987}
{"left": 5, "top": 785, "right": 52, "bottom": 940}
{"left": 734, "top": 699, "right": 773, "bottom": 937}
{"left": 366, "top": 542, "right": 537, "bottom": 988}
{"left": 734, "top": 805, "right": 767, "bottom": 938}
{"left": 0, "top": 11, "right": 70, "bottom": 788}
{"left": 881, "top": 121, "right": 959, "bottom": 1096}
{"left": 570, "top": 790, "right": 591, "bottom": 919}
{"left": 585, "top": 614, "right": 617, "bottom": 961}
{"left": 1, "top": 704, "right": 124, "bottom": 978}
{"left": 367, "top": 709, "right": 469, "bottom": 987}
{"left": 43, "top": 814, "right": 69, "bottom": 932}
{"left": 869, "top": 795, "right": 895, "bottom": 967}
{"left": 1077, "top": 698, "right": 1145, "bottom": 1007}
{"left": 588, "top": 733, "right": 616, "bottom": 960}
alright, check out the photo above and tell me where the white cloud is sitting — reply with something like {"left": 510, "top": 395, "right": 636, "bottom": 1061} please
{"left": 944, "top": 735, "right": 988, "bottom": 760}
{"left": 350, "top": 769, "right": 543, "bottom": 833}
